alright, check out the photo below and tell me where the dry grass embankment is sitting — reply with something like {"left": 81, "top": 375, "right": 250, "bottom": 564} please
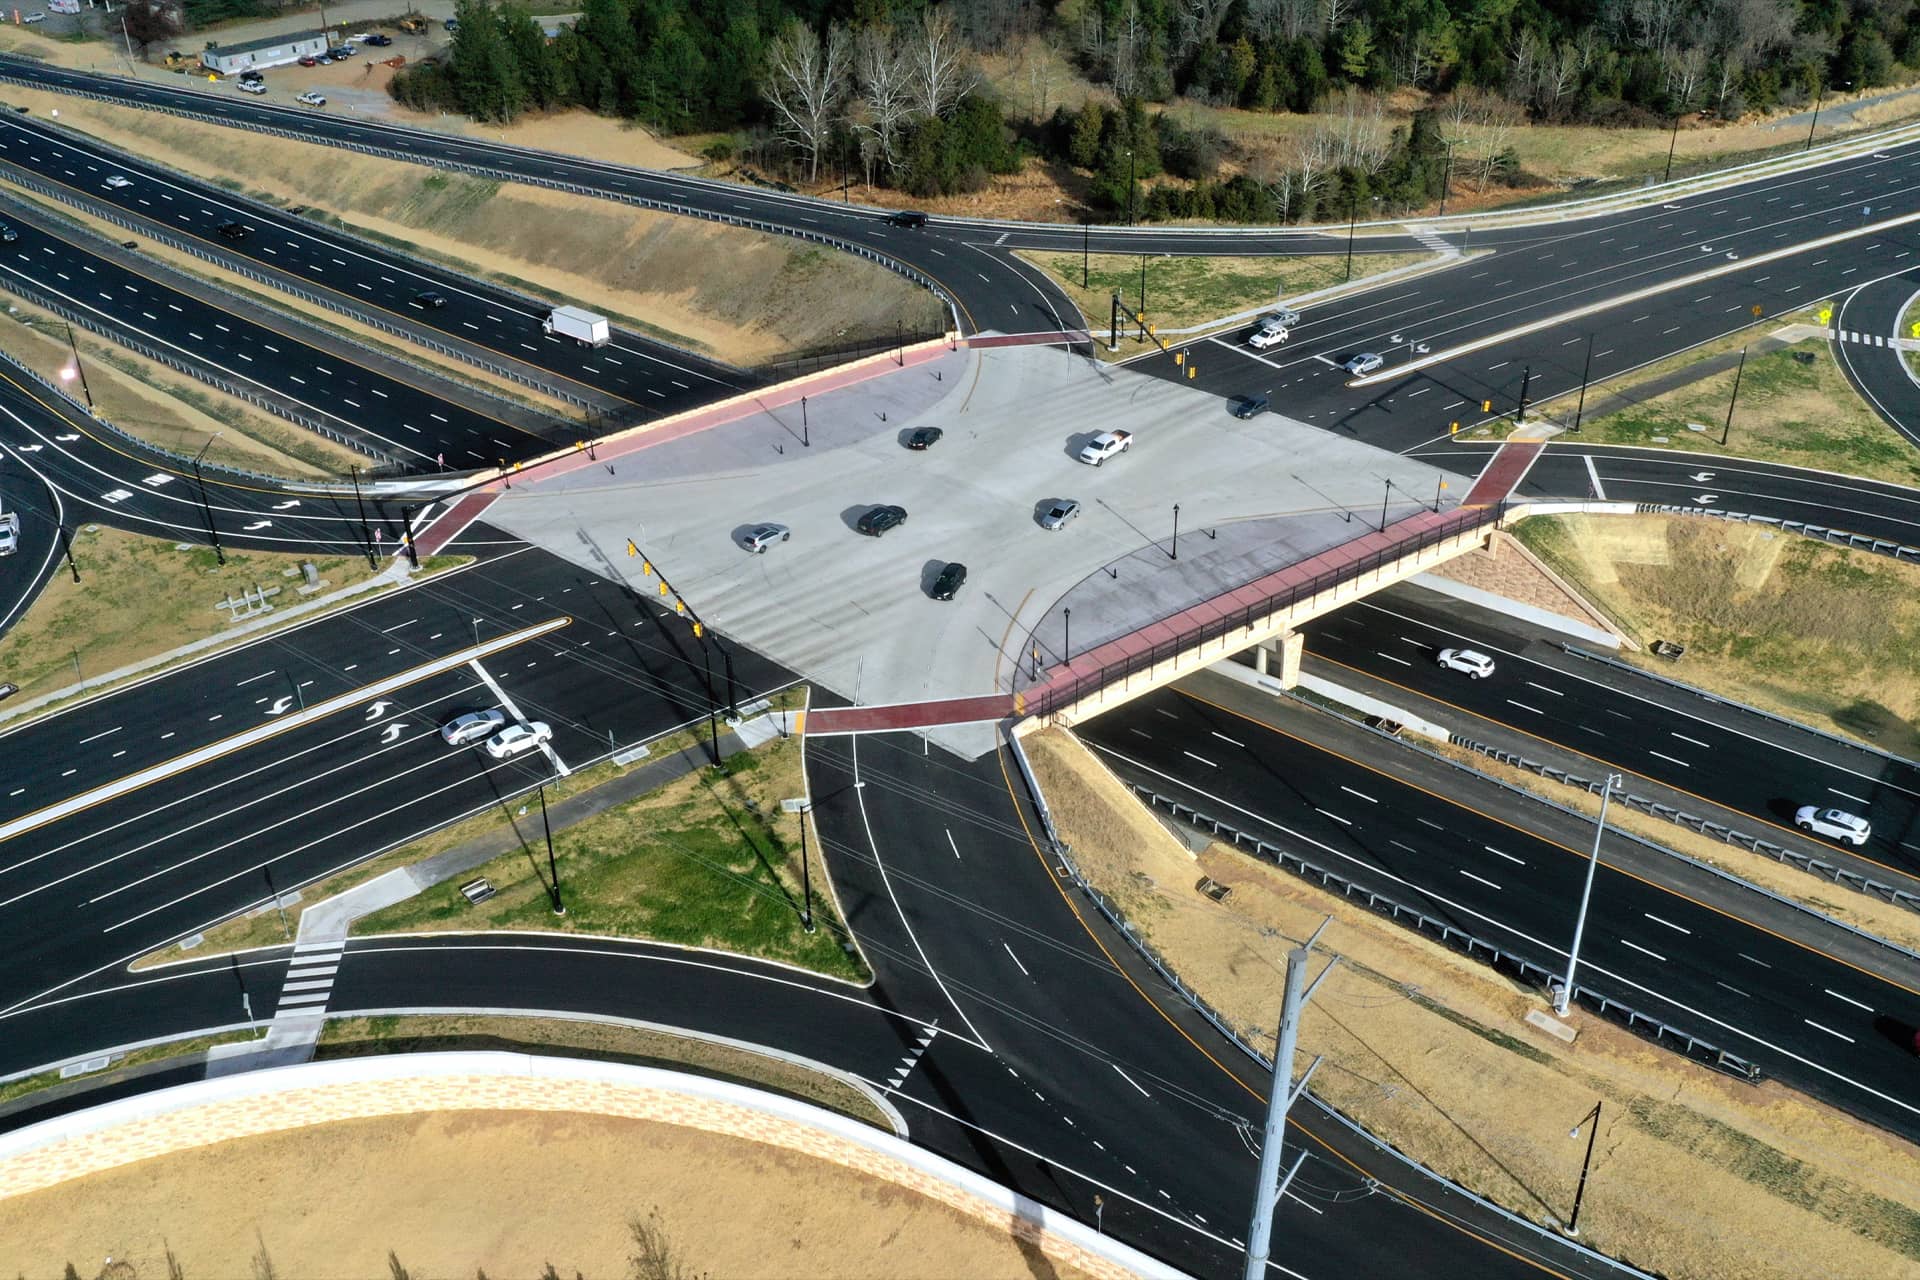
{"left": 0, "top": 83, "right": 945, "bottom": 365}
{"left": 1514, "top": 513, "right": 1920, "bottom": 757}
{"left": 1023, "top": 727, "right": 1920, "bottom": 1280}
{"left": 0, "top": 1109, "right": 1101, "bottom": 1280}
{"left": 0, "top": 525, "right": 390, "bottom": 707}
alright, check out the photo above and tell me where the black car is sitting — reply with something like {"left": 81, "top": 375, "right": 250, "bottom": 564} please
{"left": 0, "top": 225, "right": 16, "bottom": 243}
{"left": 217, "top": 220, "right": 249, "bottom": 241}
{"left": 885, "top": 210, "right": 929, "bottom": 228}
{"left": 856, "top": 505, "right": 907, "bottom": 537}
{"left": 905, "top": 427, "right": 942, "bottom": 450}
{"left": 364, "top": 32, "right": 392, "bottom": 45}
{"left": 930, "top": 562, "right": 967, "bottom": 600}
{"left": 1232, "top": 394, "right": 1269, "bottom": 419}
{"left": 413, "top": 290, "right": 448, "bottom": 309}
{"left": 238, "top": 69, "right": 263, "bottom": 83}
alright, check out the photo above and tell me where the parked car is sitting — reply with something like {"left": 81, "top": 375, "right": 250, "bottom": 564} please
{"left": 411, "top": 290, "right": 447, "bottom": 308}
{"left": 1436, "top": 648, "right": 1495, "bottom": 678}
{"left": 441, "top": 709, "right": 507, "bottom": 746}
{"left": 1248, "top": 326, "right": 1287, "bottom": 350}
{"left": 103, "top": 175, "right": 132, "bottom": 189}
{"left": 330, "top": 42, "right": 356, "bottom": 57}
{"left": 297, "top": 90, "right": 327, "bottom": 106}
{"left": 1076, "top": 429, "right": 1132, "bottom": 466}
{"left": 443, "top": 17, "right": 460, "bottom": 31}
{"left": 1039, "top": 499, "right": 1081, "bottom": 531}
{"left": 1795, "top": 805, "right": 1872, "bottom": 847}
{"left": 1231, "top": 394, "right": 1269, "bottom": 419}
{"left": 1343, "top": 352, "right": 1384, "bottom": 376}
{"left": 741, "top": 522, "right": 791, "bottom": 553}
{"left": 905, "top": 427, "right": 942, "bottom": 450}
{"left": 238, "top": 69, "right": 263, "bottom": 83}
{"left": 364, "top": 32, "right": 393, "bottom": 45}
{"left": 314, "top": 52, "right": 333, "bottom": 64}
{"left": 237, "top": 79, "right": 267, "bottom": 94}
{"left": 298, "top": 55, "right": 319, "bottom": 66}
{"left": 348, "top": 31, "right": 373, "bottom": 41}
{"left": 856, "top": 505, "right": 908, "bottom": 537}
{"left": 930, "top": 562, "right": 967, "bottom": 600}
{"left": 885, "top": 210, "right": 929, "bottom": 228}
{"left": 21, "top": 12, "right": 44, "bottom": 22}
{"left": 483, "top": 720, "right": 552, "bottom": 759}
{"left": 1264, "top": 307, "right": 1301, "bottom": 330}
{"left": 217, "top": 220, "right": 249, "bottom": 241}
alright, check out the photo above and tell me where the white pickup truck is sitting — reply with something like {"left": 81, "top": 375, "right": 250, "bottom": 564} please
{"left": 1077, "top": 430, "right": 1133, "bottom": 466}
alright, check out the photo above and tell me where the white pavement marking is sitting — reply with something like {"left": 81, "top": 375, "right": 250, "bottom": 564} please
{"left": 1643, "top": 913, "right": 1692, "bottom": 935}
{"left": 1002, "top": 942, "right": 1030, "bottom": 976}
{"left": 1459, "top": 869, "right": 1502, "bottom": 890}
{"left": 1804, "top": 1019, "right": 1856, "bottom": 1043}
{"left": 0, "top": 621, "right": 569, "bottom": 850}
{"left": 1647, "top": 750, "right": 1692, "bottom": 767}
{"left": 1619, "top": 939, "right": 1668, "bottom": 961}
{"left": 1825, "top": 988, "right": 1875, "bottom": 1012}
{"left": 1111, "top": 1064, "right": 1152, "bottom": 1098}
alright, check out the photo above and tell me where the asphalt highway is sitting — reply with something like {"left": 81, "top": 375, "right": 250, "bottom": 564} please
{"left": 0, "top": 112, "right": 753, "bottom": 416}
{"left": 1078, "top": 686, "right": 1920, "bottom": 1143}
{"left": 1834, "top": 271, "right": 1920, "bottom": 446}
{"left": 0, "top": 543, "right": 796, "bottom": 1020}
{"left": 1300, "top": 593, "right": 1920, "bottom": 880}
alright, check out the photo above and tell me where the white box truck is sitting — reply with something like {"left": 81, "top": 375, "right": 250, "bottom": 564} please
{"left": 544, "top": 305, "right": 609, "bottom": 348}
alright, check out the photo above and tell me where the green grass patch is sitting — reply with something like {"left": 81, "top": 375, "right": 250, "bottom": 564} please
{"left": 1021, "top": 248, "right": 1420, "bottom": 338}
{"left": 0, "top": 1030, "right": 257, "bottom": 1111}
{"left": 354, "top": 732, "right": 862, "bottom": 981}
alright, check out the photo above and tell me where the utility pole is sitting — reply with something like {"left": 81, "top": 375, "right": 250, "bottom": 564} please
{"left": 1344, "top": 190, "right": 1359, "bottom": 282}
{"left": 1126, "top": 148, "right": 1136, "bottom": 227}
{"left": 1438, "top": 139, "right": 1455, "bottom": 217}
{"left": 539, "top": 782, "right": 565, "bottom": 916}
{"left": 1721, "top": 346, "right": 1747, "bottom": 446}
{"left": 1806, "top": 81, "right": 1847, "bottom": 151}
{"left": 1556, "top": 775, "right": 1620, "bottom": 1016}
{"left": 797, "top": 798, "right": 815, "bottom": 932}
{"left": 350, "top": 464, "right": 376, "bottom": 569}
{"left": 1170, "top": 503, "right": 1180, "bottom": 561}
{"left": 191, "top": 432, "right": 226, "bottom": 566}
{"left": 1137, "top": 254, "right": 1147, "bottom": 319}
{"left": 1242, "top": 918, "right": 1337, "bottom": 1280}
{"left": 1663, "top": 111, "right": 1682, "bottom": 183}
{"left": 1082, "top": 217, "right": 1091, "bottom": 288}
{"left": 61, "top": 322, "right": 93, "bottom": 409}
{"left": 1515, "top": 364, "right": 1533, "bottom": 424}
{"left": 1566, "top": 1101, "right": 1603, "bottom": 1235}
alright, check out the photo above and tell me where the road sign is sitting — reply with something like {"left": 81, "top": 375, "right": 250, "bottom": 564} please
{"left": 1818, "top": 305, "right": 1833, "bottom": 325}
{"left": 1751, "top": 304, "right": 1763, "bottom": 317}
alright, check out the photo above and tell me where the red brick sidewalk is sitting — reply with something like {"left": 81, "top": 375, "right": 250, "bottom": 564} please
{"left": 414, "top": 492, "right": 499, "bottom": 556}
{"left": 1462, "top": 439, "right": 1545, "bottom": 505}
{"left": 805, "top": 694, "right": 1016, "bottom": 735}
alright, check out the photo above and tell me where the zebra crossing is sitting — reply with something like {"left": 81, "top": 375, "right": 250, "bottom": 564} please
{"left": 272, "top": 939, "right": 344, "bottom": 1021}
{"left": 1408, "top": 226, "right": 1457, "bottom": 256}
{"left": 885, "top": 1021, "right": 940, "bottom": 1090}
{"left": 1828, "top": 328, "right": 1919, "bottom": 349}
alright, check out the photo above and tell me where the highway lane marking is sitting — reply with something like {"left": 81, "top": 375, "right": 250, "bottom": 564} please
{"left": 1459, "top": 869, "right": 1501, "bottom": 890}
{"left": 1111, "top": 1064, "right": 1151, "bottom": 1097}
{"left": 1670, "top": 732, "right": 1712, "bottom": 748}
{"left": 1483, "top": 846, "right": 1526, "bottom": 865}
{"left": 1313, "top": 807, "right": 1351, "bottom": 825}
{"left": 1504, "top": 700, "right": 1542, "bottom": 715}
{"left": 1643, "top": 913, "right": 1692, "bottom": 935}
{"left": 1209, "top": 731, "right": 1243, "bottom": 747}
{"left": 1524, "top": 682, "right": 1562, "bottom": 696}
{"left": 1181, "top": 751, "right": 1217, "bottom": 767}
{"left": 1717, "top": 981, "right": 1751, "bottom": 999}
{"left": 1002, "top": 942, "right": 1030, "bottom": 976}
{"left": 1825, "top": 988, "right": 1875, "bottom": 1012}
{"left": 1416, "top": 817, "right": 1445, "bottom": 831}
{"left": 1339, "top": 785, "right": 1377, "bottom": 803}
{"left": 1389, "top": 839, "right": 1420, "bottom": 854}
{"left": 0, "top": 620, "right": 570, "bottom": 853}
{"left": 1739, "top": 952, "right": 1772, "bottom": 968}
{"left": 1804, "top": 1019, "right": 1855, "bottom": 1043}
{"left": 1375, "top": 651, "right": 1412, "bottom": 666}
{"left": 1619, "top": 938, "right": 1667, "bottom": 961}
{"left": 76, "top": 726, "right": 122, "bottom": 745}
{"left": 1646, "top": 750, "right": 1692, "bottom": 767}
{"left": 1828, "top": 787, "right": 1870, "bottom": 804}
{"left": 945, "top": 828, "right": 961, "bottom": 860}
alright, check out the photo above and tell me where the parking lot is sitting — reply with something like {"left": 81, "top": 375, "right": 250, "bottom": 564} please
{"left": 487, "top": 344, "right": 1456, "bottom": 755}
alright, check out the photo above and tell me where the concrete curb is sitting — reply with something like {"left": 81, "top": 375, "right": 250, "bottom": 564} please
{"left": 0, "top": 1050, "right": 1187, "bottom": 1280}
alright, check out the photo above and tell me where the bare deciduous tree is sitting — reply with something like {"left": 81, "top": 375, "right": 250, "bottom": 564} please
{"left": 1322, "top": 0, "right": 1355, "bottom": 34}
{"left": 853, "top": 24, "right": 916, "bottom": 177}
{"left": 1246, "top": 0, "right": 1318, "bottom": 42}
{"left": 764, "top": 20, "right": 853, "bottom": 183}
{"left": 1664, "top": 42, "right": 1709, "bottom": 111}
{"left": 1320, "top": 87, "right": 1392, "bottom": 174}
{"left": 1701, "top": 0, "right": 1795, "bottom": 110}
{"left": 1175, "top": 0, "right": 1236, "bottom": 55}
{"left": 908, "top": 6, "right": 980, "bottom": 120}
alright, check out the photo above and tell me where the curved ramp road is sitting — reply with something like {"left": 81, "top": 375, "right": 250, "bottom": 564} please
{"left": 1834, "top": 272, "right": 1920, "bottom": 446}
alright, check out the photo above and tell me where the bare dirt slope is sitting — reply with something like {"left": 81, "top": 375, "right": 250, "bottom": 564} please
{"left": 0, "top": 1109, "right": 1101, "bottom": 1280}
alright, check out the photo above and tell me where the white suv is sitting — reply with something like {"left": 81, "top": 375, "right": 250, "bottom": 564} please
{"left": 484, "top": 721, "right": 552, "bottom": 759}
{"left": 1436, "top": 648, "right": 1495, "bottom": 678}
{"left": 1249, "top": 325, "right": 1288, "bottom": 350}
{"left": 1794, "top": 805, "right": 1871, "bottom": 847}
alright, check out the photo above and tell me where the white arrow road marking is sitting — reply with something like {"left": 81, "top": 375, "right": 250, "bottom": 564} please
{"left": 380, "top": 723, "right": 406, "bottom": 743}
{"left": 272, "top": 499, "right": 300, "bottom": 510}
{"left": 54, "top": 434, "right": 77, "bottom": 442}
{"left": 14, "top": 444, "right": 39, "bottom": 452}
{"left": 264, "top": 696, "right": 293, "bottom": 716}
{"left": 243, "top": 520, "right": 271, "bottom": 531}
{"left": 1688, "top": 471, "right": 1716, "bottom": 481}
{"left": 364, "top": 700, "right": 393, "bottom": 720}
{"left": 1693, "top": 493, "right": 1719, "bottom": 504}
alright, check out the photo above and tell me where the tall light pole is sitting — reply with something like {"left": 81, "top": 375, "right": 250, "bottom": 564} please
{"left": 1082, "top": 216, "right": 1091, "bottom": 288}
{"left": 1170, "top": 503, "right": 1180, "bottom": 561}
{"left": 350, "top": 463, "right": 376, "bottom": 569}
{"left": 538, "top": 782, "right": 565, "bottom": 916}
{"left": 1566, "top": 1101, "right": 1603, "bottom": 1236}
{"left": 1663, "top": 110, "right": 1682, "bottom": 183}
{"left": 1126, "top": 147, "right": 1136, "bottom": 227}
{"left": 60, "top": 322, "right": 93, "bottom": 410}
{"left": 1806, "top": 80, "right": 1848, "bottom": 151}
{"left": 191, "top": 431, "right": 226, "bottom": 566}
{"left": 1438, "top": 138, "right": 1456, "bottom": 216}
{"left": 798, "top": 798, "right": 815, "bottom": 932}
{"left": 1555, "top": 774, "right": 1620, "bottom": 1016}
{"left": 1344, "top": 190, "right": 1359, "bottom": 281}
{"left": 1242, "top": 919, "right": 1336, "bottom": 1280}
{"left": 1572, "top": 333, "right": 1595, "bottom": 432}
{"left": 1721, "top": 346, "right": 1747, "bottom": 446}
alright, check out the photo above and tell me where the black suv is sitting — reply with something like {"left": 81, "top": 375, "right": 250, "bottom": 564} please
{"left": 905, "top": 427, "right": 942, "bottom": 450}
{"left": 217, "top": 220, "right": 249, "bottom": 241}
{"left": 884, "top": 210, "right": 928, "bottom": 228}
{"left": 364, "top": 32, "right": 393, "bottom": 45}
{"left": 856, "top": 505, "right": 907, "bottom": 537}
{"left": 930, "top": 562, "right": 967, "bottom": 600}
{"left": 238, "top": 69, "right": 263, "bottom": 83}
{"left": 413, "top": 290, "right": 448, "bottom": 309}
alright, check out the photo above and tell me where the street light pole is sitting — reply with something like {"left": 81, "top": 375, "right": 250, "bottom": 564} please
{"left": 1126, "top": 147, "right": 1136, "bottom": 227}
{"left": 800, "top": 394, "right": 809, "bottom": 448}
{"left": 1572, "top": 333, "right": 1595, "bottom": 432}
{"left": 1516, "top": 363, "right": 1534, "bottom": 424}
{"left": 1663, "top": 111, "right": 1682, "bottom": 183}
{"left": 1438, "top": 139, "right": 1454, "bottom": 217}
{"left": 1556, "top": 774, "right": 1620, "bottom": 1016}
{"left": 1170, "top": 503, "right": 1180, "bottom": 561}
{"left": 798, "top": 800, "right": 815, "bottom": 932}
{"left": 61, "top": 322, "right": 93, "bottom": 409}
{"left": 1806, "top": 81, "right": 1832, "bottom": 151}
{"left": 1063, "top": 606, "right": 1071, "bottom": 663}
{"left": 1566, "top": 1101, "right": 1603, "bottom": 1236}
{"left": 1138, "top": 254, "right": 1147, "bottom": 319}
{"left": 1344, "top": 190, "right": 1359, "bottom": 282}
{"left": 539, "top": 782, "right": 565, "bottom": 915}
{"left": 1379, "top": 479, "right": 1391, "bottom": 531}
{"left": 350, "top": 464, "right": 376, "bottom": 570}
{"left": 1721, "top": 345, "right": 1747, "bottom": 446}
{"left": 1082, "top": 217, "right": 1091, "bottom": 287}
{"left": 191, "top": 432, "right": 226, "bottom": 567}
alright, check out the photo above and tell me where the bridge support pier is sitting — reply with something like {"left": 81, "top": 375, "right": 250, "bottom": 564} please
{"left": 1253, "top": 629, "right": 1303, "bottom": 687}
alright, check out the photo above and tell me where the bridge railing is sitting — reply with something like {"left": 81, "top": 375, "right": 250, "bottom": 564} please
{"left": 1028, "top": 501, "right": 1506, "bottom": 717}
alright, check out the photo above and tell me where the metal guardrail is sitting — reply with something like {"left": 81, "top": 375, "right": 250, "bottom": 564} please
{"left": 1639, "top": 501, "right": 1920, "bottom": 564}
{"left": 1029, "top": 503, "right": 1505, "bottom": 717}
{"left": 0, "top": 66, "right": 962, "bottom": 334}
{"left": 1559, "top": 638, "right": 1920, "bottom": 771}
